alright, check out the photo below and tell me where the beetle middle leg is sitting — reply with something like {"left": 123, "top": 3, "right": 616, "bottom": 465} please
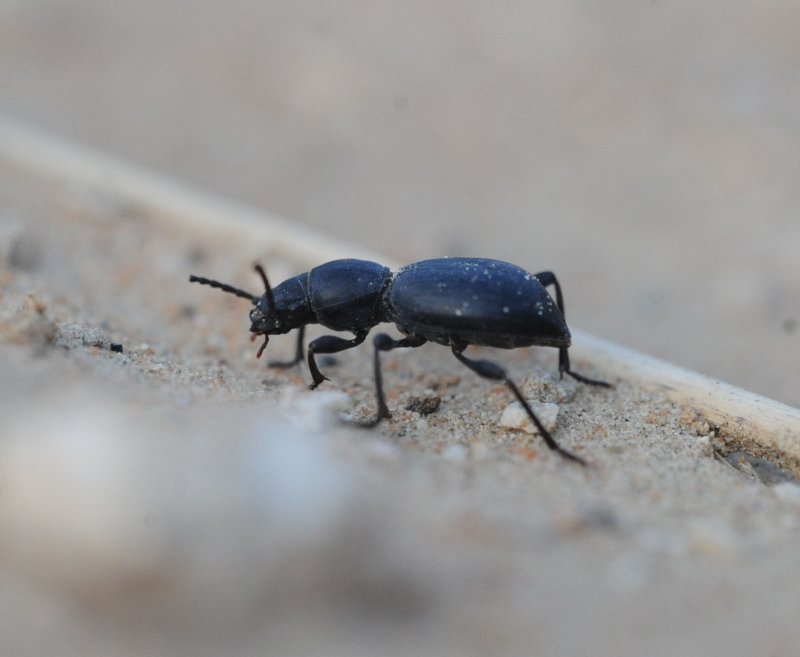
{"left": 307, "top": 330, "right": 369, "bottom": 389}
{"left": 534, "top": 271, "right": 611, "bottom": 388}
{"left": 359, "top": 333, "right": 428, "bottom": 426}
{"left": 450, "top": 339, "right": 587, "bottom": 466}
{"left": 266, "top": 325, "right": 306, "bottom": 369}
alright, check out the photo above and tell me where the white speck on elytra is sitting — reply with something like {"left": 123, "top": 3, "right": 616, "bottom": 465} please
{"left": 455, "top": 309, "right": 463, "bottom": 317}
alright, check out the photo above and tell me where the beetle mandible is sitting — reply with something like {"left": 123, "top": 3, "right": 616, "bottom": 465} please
{"left": 190, "top": 258, "right": 610, "bottom": 465}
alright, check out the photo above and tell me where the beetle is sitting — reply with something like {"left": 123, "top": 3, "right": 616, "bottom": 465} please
{"left": 190, "top": 258, "right": 610, "bottom": 465}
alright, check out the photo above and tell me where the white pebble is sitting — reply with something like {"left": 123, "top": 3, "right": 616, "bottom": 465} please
{"left": 499, "top": 400, "right": 559, "bottom": 434}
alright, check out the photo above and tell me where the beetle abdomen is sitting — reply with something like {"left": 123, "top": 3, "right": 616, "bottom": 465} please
{"left": 386, "top": 258, "right": 570, "bottom": 348}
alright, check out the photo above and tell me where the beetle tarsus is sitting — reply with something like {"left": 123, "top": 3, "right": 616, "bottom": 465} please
{"left": 347, "top": 409, "right": 391, "bottom": 428}
{"left": 559, "top": 346, "right": 611, "bottom": 388}
{"left": 565, "top": 370, "right": 612, "bottom": 388}
{"left": 308, "top": 376, "right": 330, "bottom": 391}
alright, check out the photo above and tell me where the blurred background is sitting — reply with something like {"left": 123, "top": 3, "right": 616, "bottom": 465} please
{"left": 1, "top": 0, "right": 797, "bottom": 406}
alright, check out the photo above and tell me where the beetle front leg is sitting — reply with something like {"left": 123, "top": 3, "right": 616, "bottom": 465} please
{"left": 360, "top": 333, "right": 427, "bottom": 426}
{"left": 267, "top": 325, "right": 306, "bottom": 369}
{"left": 450, "top": 340, "right": 587, "bottom": 466}
{"left": 307, "top": 330, "right": 369, "bottom": 389}
{"left": 534, "top": 270, "right": 611, "bottom": 388}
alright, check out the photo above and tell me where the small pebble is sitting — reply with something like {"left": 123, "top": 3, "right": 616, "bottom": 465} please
{"left": 499, "top": 400, "right": 559, "bottom": 434}
{"left": 405, "top": 396, "right": 441, "bottom": 415}
{"left": 523, "top": 374, "right": 576, "bottom": 404}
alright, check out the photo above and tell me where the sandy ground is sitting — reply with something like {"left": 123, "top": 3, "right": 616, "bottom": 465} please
{"left": 1, "top": 1, "right": 799, "bottom": 406}
{"left": 1, "top": 142, "right": 800, "bottom": 656}
{"left": 1, "top": 3, "right": 800, "bottom": 654}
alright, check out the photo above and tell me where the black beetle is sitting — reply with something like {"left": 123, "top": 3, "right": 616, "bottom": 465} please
{"left": 190, "top": 258, "right": 610, "bottom": 465}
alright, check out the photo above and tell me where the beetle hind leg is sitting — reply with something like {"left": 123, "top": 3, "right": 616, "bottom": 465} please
{"left": 558, "top": 346, "right": 611, "bottom": 387}
{"left": 535, "top": 270, "right": 611, "bottom": 388}
{"left": 450, "top": 341, "right": 587, "bottom": 466}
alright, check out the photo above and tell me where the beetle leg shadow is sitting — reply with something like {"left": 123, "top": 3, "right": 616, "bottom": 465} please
{"left": 450, "top": 340, "right": 588, "bottom": 466}
{"left": 348, "top": 333, "right": 427, "bottom": 427}
{"left": 266, "top": 325, "right": 306, "bottom": 369}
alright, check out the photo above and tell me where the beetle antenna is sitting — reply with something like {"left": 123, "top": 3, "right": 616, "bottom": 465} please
{"left": 189, "top": 275, "right": 258, "bottom": 303}
{"left": 253, "top": 264, "right": 276, "bottom": 313}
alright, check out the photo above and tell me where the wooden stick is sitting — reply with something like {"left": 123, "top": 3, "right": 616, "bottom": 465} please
{"left": 0, "top": 116, "right": 384, "bottom": 268}
{"left": 572, "top": 331, "right": 800, "bottom": 474}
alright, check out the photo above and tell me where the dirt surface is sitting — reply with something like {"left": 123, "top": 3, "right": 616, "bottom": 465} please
{"left": 1, "top": 1, "right": 799, "bottom": 407}
{"left": 2, "top": 153, "right": 800, "bottom": 656}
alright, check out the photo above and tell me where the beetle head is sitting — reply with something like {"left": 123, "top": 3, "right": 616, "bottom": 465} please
{"left": 246, "top": 264, "right": 277, "bottom": 357}
{"left": 190, "top": 265, "right": 310, "bottom": 359}
{"left": 248, "top": 267, "right": 313, "bottom": 357}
